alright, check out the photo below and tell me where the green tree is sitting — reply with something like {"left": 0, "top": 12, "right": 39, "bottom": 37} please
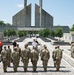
{"left": 39, "top": 29, "right": 50, "bottom": 37}
{"left": 50, "top": 30, "right": 55, "bottom": 37}
{"left": 39, "top": 29, "right": 44, "bottom": 36}
{"left": 43, "top": 29, "right": 50, "bottom": 37}
{"left": 18, "top": 31, "right": 23, "bottom": 37}
{"left": 3, "top": 29, "right": 17, "bottom": 37}
{"left": 6, "top": 23, "right": 11, "bottom": 26}
{"left": 7, "top": 29, "right": 12, "bottom": 37}
{"left": 22, "top": 30, "right": 26, "bottom": 36}
{"left": 4, "top": 30, "right": 8, "bottom": 37}
{"left": 55, "top": 27, "right": 63, "bottom": 38}
{"left": 28, "top": 31, "right": 32, "bottom": 34}
{"left": 0, "top": 21, "right": 5, "bottom": 25}
{"left": 11, "top": 29, "right": 16, "bottom": 36}
{"left": 18, "top": 30, "right": 26, "bottom": 37}
{"left": 0, "top": 20, "right": 11, "bottom": 26}
{"left": 70, "top": 24, "right": 74, "bottom": 31}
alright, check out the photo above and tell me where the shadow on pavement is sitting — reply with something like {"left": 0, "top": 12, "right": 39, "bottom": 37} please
{"left": 6, "top": 69, "right": 71, "bottom": 73}
{"left": 9, "top": 65, "right": 66, "bottom": 69}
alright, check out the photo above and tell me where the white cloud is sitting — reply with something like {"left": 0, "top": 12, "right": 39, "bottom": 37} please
{"left": 17, "top": 4, "right": 24, "bottom": 8}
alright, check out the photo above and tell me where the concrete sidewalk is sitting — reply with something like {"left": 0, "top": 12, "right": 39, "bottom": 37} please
{"left": 0, "top": 37, "right": 74, "bottom": 75}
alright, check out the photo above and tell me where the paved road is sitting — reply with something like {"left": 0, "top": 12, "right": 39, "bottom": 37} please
{"left": 0, "top": 56, "right": 74, "bottom": 75}
{"left": 0, "top": 37, "right": 74, "bottom": 75}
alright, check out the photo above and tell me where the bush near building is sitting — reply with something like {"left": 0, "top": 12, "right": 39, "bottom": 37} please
{"left": 39, "top": 27, "right": 63, "bottom": 38}
{"left": 18, "top": 30, "right": 26, "bottom": 37}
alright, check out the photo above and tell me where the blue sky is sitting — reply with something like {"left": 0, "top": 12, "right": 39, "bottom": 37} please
{"left": 0, "top": 0, "right": 74, "bottom": 28}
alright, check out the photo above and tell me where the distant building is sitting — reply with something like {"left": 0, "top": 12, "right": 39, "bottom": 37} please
{"left": 12, "top": 4, "right": 31, "bottom": 27}
{"left": 61, "top": 32, "right": 74, "bottom": 43}
{"left": 12, "top": 0, "right": 53, "bottom": 28}
{"left": 0, "top": 0, "right": 69, "bottom": 35}
{"left": 52, "top": 26, "right": 69, "bottom": 33}
{"left": 35, "top": 4, "right": 53, "bottom": 28}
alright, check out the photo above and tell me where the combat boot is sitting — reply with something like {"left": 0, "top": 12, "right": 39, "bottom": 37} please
{"left": 14, "top": 68, "right": 17, "bottom": 72}
{"left": 44, "top": 68, "right": 47, "bottom": 72}
{"left": 8, "top": 64, "right": 10, "bottom": 67}
{"left": 4, "top": 68, "right": 7, "bottom": 72}
{"left": 33, "top": 68, "right": 36, "bottom": 72}
{"left": 4, "top": 70, "right": 7, "bottom": 72}
{"left": 24, "top": 68, "right": 27, "bottom": 72}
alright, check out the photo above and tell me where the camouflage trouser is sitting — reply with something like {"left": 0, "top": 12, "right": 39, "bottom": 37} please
{"left": 43, "top": 60, "right": 48, "bottom": 71}
{"left": 53, "top": 59, "right": 56, "bottom": 67}
{"left": 71, "top": 51, "right": 74, "bottom": 58}
{"left": 8, "top": 56, "right": 11, "bottom": 67}
{"left": 56, "top": 59, "right": 61, "bottom": 70}
{"left": 18, "top": 56, "right": 20, "bottom": 66}
{"left": 2, "top": 61, "right": 8, "bottom": 72}
{"left": 13, "top": 60, "right": 19, "bottom": 72}
{"left": 23, "top": 60, "right": 29, "bottom": 71}
{"left": 8, "top": 59, "right": 11, "bottom": 67}
{"left": 32, "top": 59, "right": 37, "bottom": 71}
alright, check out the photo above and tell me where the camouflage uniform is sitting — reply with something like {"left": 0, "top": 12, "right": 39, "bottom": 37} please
{"left": 40, "top": 46, "right": 44, "bottom": 56}
{"left": 40, "top": 45, "right": 50, "bottom": 71}
{"left": 7, "top": 46, "right": 12, "bottom": 67}
{"left": 11, "top": 47, "right": 19, "bottom": 72}
{"left": 16, "top": 44, "right": 21, "bottom": 66}
{"left": 21, "top": 44, "right": 31, "bottom": 71}
{"left": 52, "top": 47, "right": 57, "bottom": 67}
{"left": 70, "top": 43, "right": 74, "bottom": 58}
{"left": 53, "top": 46, "right": 63, "bottom": 71}
{"left": 1, "top": 46, "right": 8, "bottom": 72}
{"left": 71, "top": 43, "right": 74, "bottom": 58}
{"left": 0, "top": 54, "right": 1, "bottom": 62}
{"left": 31, "top": 47, "right": 39, "bottom": 71}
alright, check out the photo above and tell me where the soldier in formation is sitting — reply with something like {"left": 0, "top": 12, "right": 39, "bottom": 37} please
{"left": 11, "top": 47, "right": 19, "bottom": 72}
{"left": 1, "top": 46, "right": 9, "bottom": 72}
{"left": 52, "top": 46, "right": 57, "bottom": 67}
{"left": 0, "top": 42, "right": 64, "bottom": 72}
{"left": 7, "top": 46, "right": 12, "bottom": 67}
{"left": 31, "top": 46, "right": 39, "bottom": 71}
{"left": 21, "top": 43, "right": 31, "bottom": 71}
{"left": 52, "top": 46, "right": 63, "bottom": 71}
{"left": 16, "top": 44, "right": 21, "bottom": 66}
{"left": 70, "top": 42, "right": 74, "bottom": 58}
{"left": 40, "top": 45, "right": 50, "bottom": 71}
